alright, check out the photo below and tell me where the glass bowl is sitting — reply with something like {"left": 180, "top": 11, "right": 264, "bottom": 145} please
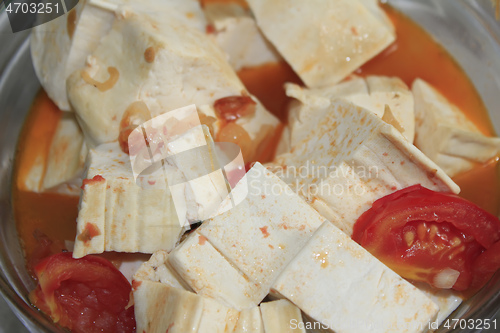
{"left": 0, "top": 0, "right": 499, "bottom": 331}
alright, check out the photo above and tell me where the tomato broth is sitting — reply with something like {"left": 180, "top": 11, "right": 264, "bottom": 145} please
{"left": 12, "top": 5, "right": 500, "bottom": 272}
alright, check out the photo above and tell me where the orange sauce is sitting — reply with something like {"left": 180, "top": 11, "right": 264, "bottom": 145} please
{"left": 358, "top": 5, "right": 495, "bottom": 136}
{"left": 238, "top": 62, "right": 302, "bottom": 122}
{"left": 13, "top": 91, "right": 78, "bottom": 268}
{"left": 453, "top": 158, "right": 500, "bottom": 215}
{"left": 15, "top": 91, "right": 61, "bottom": 191}
{"left": 356, "top": 5, "right": 500, "bottom": 214}
{"left": 12, "top": 5, "right": 500, "bottom": 270}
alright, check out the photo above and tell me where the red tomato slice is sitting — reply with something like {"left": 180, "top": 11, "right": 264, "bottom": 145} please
{"left": 352, "top": 184, "right": 500, "bottom": 291}
{"left": 30, "top": 252, "right": 135, "bottom": 333}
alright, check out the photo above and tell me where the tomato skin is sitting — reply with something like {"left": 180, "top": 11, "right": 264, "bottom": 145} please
{"left": 352, "top": 185, "right": 500, "bottom": 291}
{"left": 471, "top": 240, "right": 500, "bottom": 292}
{"left": 213, "top": 95, "right": 256, "bottom": 122}
{"left": 30, "top": 252, "right": 135, "bottom": 333}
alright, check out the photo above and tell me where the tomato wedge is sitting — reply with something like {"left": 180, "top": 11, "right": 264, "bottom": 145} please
{"left": 352, "top": 185, "right": 500, "bottom": 291}
{"left": 30, "top": 252, "right": 135, "bottom": 333}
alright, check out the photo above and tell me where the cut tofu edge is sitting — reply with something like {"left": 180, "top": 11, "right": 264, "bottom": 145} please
{"left": 169, "top": 228, "right": 267, "bottom": 311}
{"left": 271, "top": 98, "right": 458, "bottom": 236}
{"left": 31, "top": 0, "right": 207, "bottom": 111}
{"left": 133, "top": 250, "right": 310, "bottom": 332}
{"left": 22, "top": 113, "right": 86, "bottom": 195}
{"left": 133, "top": 249, "right": 244, "bottom": 333}
{"left": 272, "top": 221, "right": 439, "bottom": 333}
{"left": 412, "top": 78, "right": 500, "bottom": 177}
{"left": 169, "top": 162, "right": 326, "bottom": 311}
{"left": 246, "top": 0, "right": 395, "bottom": 87}
{"left": 73, "top": 142, "right": 185, "bottom": 258}
{"left": 66, "top": 8, "right": 279, "bottom": 158}
{"left": 204, "top": 3, "right": 282, "bottom": 71}
{"left": 282, "top": 76, "right": 415, "bottom": 151}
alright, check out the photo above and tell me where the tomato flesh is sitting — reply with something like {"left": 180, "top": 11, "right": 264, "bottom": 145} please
{"left": 352, "top": 185, "right": 500, "bottom": 291}
{"left": 30, "top": 252, "right": 135, "bottom": 333}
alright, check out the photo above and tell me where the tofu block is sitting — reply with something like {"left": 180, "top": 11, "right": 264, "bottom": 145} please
{"left": 365, "top": 76, "right": 415, "bottom": 142}
{"left": 74, "top": 119, "right": 235, "bottom": 258}
{"left": 233, "top": 307, "right": 264, "bottom": 333}
{"left": 246, "top": 0, "right": 395, "bottom": 87}
{"left": 271, "top": 98, "right": 458, "bottom": 236}
{"left": 273, "top": 222, "right": 439, "bottom": 333}
{"left": 66, "top": 9, "right": 279, "bottom": 157}
{"left": 134, "top": 281, "right": 239, "bottom": 333}
{"left": 31, "top": 0, "right": 206, "bottom": 110}
{"left": 260, "top": 299, "right": 306, "bottom": 333}
{"left": 169, "top": 230, "right": 267, "bottom": 311}
{"left": 129, "top": 110, "right": 233, "bottom": 225}
{"left": 23, "top": 113, "right": 86, "bottom": 195}
{"left": 73, "top": 142, "right": 183, "bottom": 258}
{"left": 204, "top": 3, "right": 281, "bottom": 70}
{"left": 170, "top": 163, "right": 326, "bottom": 310}
{"left": 412, "top": 79, "right": 500, "bottom": 177}
{"left": 133, "top": 251, "right": 240, "bottom": 333}
{"left": 42, "top": 113, "right": 86, "bottom": 191}
{"left": 281, "top": 76, "right": 414, "bottom": 154}
{"left": 133, "top": 251, "right": 191, "bottom": 291}
{"left": 134, "top": 280, "right": 203, "bottom": 333}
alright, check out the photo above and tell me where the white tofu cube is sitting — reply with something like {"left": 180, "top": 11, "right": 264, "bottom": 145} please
{"left": 281, "top": 76, "right": 414, "bottom": 154}
{"left": 246, "top": 0, "right": 395, "bottom": 87}
{"left": 273, "top": 222, "right": 439, "bottom": 333}
{"left": 233, "top": 306, "right": 264, "bottom": 333}
{"left": 133, "top": 251, "right": 240, "bottom": 333}
{"left": 169, "top": 230, "right": 267, "bottom": 311}
{"left": 31, "top": 0, "right": 206, "bottom": 110}
{"left": 23, "top": 113, "right": 86, "bottom": 195}
{"left": 260, "top": 299, "right": 306, "bottom": 333}
{"left": 204, "top": 3, "right": 282, "bottom": 71}
{"left": 271, "top": 98, "right": 458, "bottom": 236}
{"left": 170, "top": 162, "right": 326, "bottom": 310}
{"left": 412, "top": 79, "right": 500, "bottom": 177}
{"left": 73, "top": 142, "right": 183, "bottom": 258}
{"left": 66, "top": 9, "right": 278, "bottom": 151}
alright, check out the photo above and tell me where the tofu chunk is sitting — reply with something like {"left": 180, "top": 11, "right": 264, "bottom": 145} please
{"left": 281, "top": 76, "right": 414, "bottom": 153}
{"left": 134, "top": 250, "right": 240, "bottom": 333}
{"left": 74, "top": 119, "right": 233, "bottom": 258}
{"left": 246, "top": 0, "right": 395, "bottom": 87}
{"left": 233, "top": 307, "right": 264, "bottom": 333}
{"left": 204, "top": 3, "right": 282, "bottom": 70}
{"left": 271, "top": 99, "right": 458, "bottom": 236}
{"left": 135, "top": 252, "right": 307, "bottom": 333}
{"left": 73, "top": 141, "right": 184, "bottom": 258}
{"left": 170, "top": 162, "right": 326, "bottom": 310}
{"left": 66, "top": 9, "right": 279, "bottom": 158}
{"left": 273, "top": 222, "right": 439, "bottom": 333}
{"left": 412, "top": 79, "right": 500, "bottom": 177}
{"left": 133, "top": 251, "right": 191, "bottom": 291}
{"left": 169, "top": 229, "right": 267, "bottom": 311}
{"left": 31, "top": 0, "right": 206, "bottom": 111}
{"left": 260, "top": 299, "right": 306, "bottom": 333}
{"left": 42, "top": 113, "right": 86, "bottom": 192}
{"left": 22, "top": 113, "right": 86, "bottom": 195}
